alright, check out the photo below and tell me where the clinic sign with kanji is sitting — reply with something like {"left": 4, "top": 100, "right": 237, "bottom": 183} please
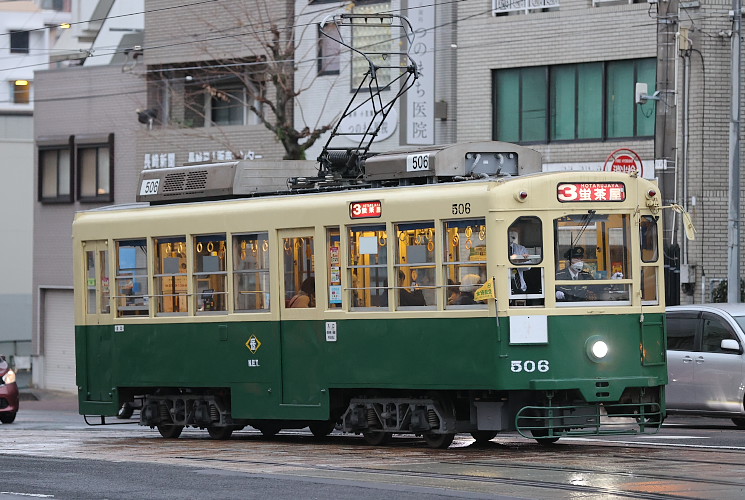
{"left": 406, "top": 0, "right": 435, "bottom": 145}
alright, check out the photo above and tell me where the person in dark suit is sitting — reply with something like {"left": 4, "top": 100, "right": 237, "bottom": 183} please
{"left": 555, "top": 246, "right": 595, "bottom": 301}
{"left": 398, "top": 270, "right": 426, "bottom": 306}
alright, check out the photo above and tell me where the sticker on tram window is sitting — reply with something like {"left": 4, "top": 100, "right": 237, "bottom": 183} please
{"left": 350, "top": 200, "right": 382, "bottom": 219}
{"left": 557, "top": 182, "right": 626, "bottom": 202}
{"left": 406, "top": 153, "right": 430, "bottom": 172}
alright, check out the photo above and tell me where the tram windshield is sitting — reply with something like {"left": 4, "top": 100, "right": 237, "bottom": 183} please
{"left": 554, "top": 213, "right": 631, "bottom": 304}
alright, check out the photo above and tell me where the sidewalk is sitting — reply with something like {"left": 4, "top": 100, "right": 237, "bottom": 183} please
{"left": 20, "top": 388, "right": 79, "bottom": 412}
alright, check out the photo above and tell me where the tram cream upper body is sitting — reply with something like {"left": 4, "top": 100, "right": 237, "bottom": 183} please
{"left": 72, "top": 170, "right": 664, "bottom": 324}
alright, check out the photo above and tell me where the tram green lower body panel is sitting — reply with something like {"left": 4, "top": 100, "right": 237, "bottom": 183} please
{"left": 76, "top": 313, "right": 667, "bottom": 420}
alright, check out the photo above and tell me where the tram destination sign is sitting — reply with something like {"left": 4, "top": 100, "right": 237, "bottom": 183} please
{"left": 557, "top": 182, "right": 626, "bottom": 202}
{"left": 350, "top": 200, "right": 382, "bottom": 219}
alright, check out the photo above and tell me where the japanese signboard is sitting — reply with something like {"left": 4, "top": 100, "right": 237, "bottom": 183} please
{"left": 406, "top": 1, "right": 435, "bottom": 145}
{"left": 557, "top": 183, "right": 626, "bottom": 202}
{"left": 349, "top": 201, "right": 382, "bottom": 218}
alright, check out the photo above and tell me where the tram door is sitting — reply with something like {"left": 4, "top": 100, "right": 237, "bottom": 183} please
{"left": 277, "top": 229, "right": 321, "bottom": 406}
{"left": 80, "top": 240, "right": 113, "bottom": 402}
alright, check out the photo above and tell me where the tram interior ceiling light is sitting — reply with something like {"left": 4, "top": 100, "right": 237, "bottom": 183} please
{"left": 14, "top": 80, "right": 28, "bottom": 86}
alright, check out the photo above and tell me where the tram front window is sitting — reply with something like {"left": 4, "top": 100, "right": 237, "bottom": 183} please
{"left": 554, "top": 213, "right": 631, "bottom": 304}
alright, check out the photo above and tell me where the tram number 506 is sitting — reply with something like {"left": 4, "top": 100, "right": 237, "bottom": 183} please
{"left": 139, "top": 179, "right": 160, "bottom": 196}
{"left": 406, "top": 153, "right": 430, "bottom": 172}
{"left": 511, "top": 360, "right": 549, "bottom": 373}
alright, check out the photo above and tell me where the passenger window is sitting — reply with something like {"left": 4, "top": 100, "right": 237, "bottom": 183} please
{"left": 327, "top": 228, "right": 342, "bottom": 309}
{"left": 666, "top": 313, "right": 698, "bottom": 351}
{"left": 154, "top": 236, "right": 188, "bottom": 315}
{"left": 283, "top": 236, "right": 315, "bottom": 308}
{"left": 348, "top": 224, "right": 388, "bottom": 308}
{"left": 554, "top": 213, "right": 630, "bottom": 303}
{"left": 508, "top": 216, "right": 543, "bottom": 307}
{"left": 702, "top": 314, "right": 739, "bottom": 353}
{"left": 115, "top": 239, "right": 149, "bottom": 317}
{"left": 86, "top": 250, "right": 96, "bottom": 314}
{"left": 194, "top": 234, "right": 227, "bottom": 313}
{"left": 443, "top": 219, "right": 487, "bottom": 308}
{"left": 396, "top": 222, "right": 435, "bottom": 308}
{"left": 232, "top": 233, "right": 270, "bottom": 312}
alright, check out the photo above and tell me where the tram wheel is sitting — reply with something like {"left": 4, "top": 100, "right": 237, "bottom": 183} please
{"left": 309, "top": 420, "right": 336, "bottom": 438}
{"left": 422, "top": 432, "right": 455, "bottom": 449}
{"left": 362, "top": 431, "right": 392, "bottom": 446}
{"left": 157, "top": 424, "right": 184, "bottom": 439}
{"left": 530, "top": 429, "right": 559, "bottom": 445}
{"left": 732, "top": 418, "right": 745, "bottom": 429}
{"left": 470, "top": 431, "right": 498, "bottom": 443}
{"left": 256, "top": 423, "right": 282, "bottom": 438}
{"left": 117, "top": 403, "right": 134, "bottom": 420}
{"left": 207, "top": 426, "right": 233, "bottom": 440}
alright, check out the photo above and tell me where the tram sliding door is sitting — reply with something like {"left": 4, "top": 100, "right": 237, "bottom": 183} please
{"left": 277, "top": 229, "right": 323, "bottom": 407}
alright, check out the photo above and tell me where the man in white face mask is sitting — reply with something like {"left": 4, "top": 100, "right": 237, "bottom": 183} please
{"left": 555, "top": 246, "right": 595, "bottom": 301}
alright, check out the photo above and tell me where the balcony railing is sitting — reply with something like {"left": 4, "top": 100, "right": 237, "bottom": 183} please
{"left": 492, "top": 0, "right": 560, "bottom": 14}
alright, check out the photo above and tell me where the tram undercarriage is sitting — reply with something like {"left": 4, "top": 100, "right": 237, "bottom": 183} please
{"left": 115, "top": 386, "right": 663, "bottom": 448}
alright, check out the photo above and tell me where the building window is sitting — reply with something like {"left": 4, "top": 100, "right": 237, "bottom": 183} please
{"left": 351, "top": 2, "right": 392, "bottom": 89}
{"left": 493, "top": 59, "right": 656, "bottom": 143}
{"left": 10, "top": 31, "right": 29, "bottom": 54}
{"left": 208, "top": 84, "right": 248, "bottom": 126}
{"left": 39, "top": 146, "right": 73, "bottom": 203}
{"left": 318, "top": 22, "right": 341, "bottom": 75}
{"left": 77, "top": 136, "right": 113, "bottom": 202}
{"left": 11, "top": 80, "right": 31, "bottom": 104}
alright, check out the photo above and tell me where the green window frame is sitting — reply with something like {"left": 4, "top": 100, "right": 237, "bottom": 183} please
{"left": 494, "top": 58, "right": 655, "bottom": 143}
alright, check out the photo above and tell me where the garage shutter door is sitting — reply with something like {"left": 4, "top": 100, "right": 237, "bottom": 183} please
{"left": 42, "top": 289, "right": 77, "bottom": 392}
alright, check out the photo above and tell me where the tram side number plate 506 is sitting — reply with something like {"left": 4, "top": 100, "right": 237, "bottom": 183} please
{"left": 406, "top": 153, "right": 430, "bottom": 172}
{"left": 140, "top": 179, "right": 160, "bottom": 196}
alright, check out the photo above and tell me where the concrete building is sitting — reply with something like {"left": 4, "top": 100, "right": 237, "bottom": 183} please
{"left": 455, "top": 0, "right": 744, "bottom": 304}
{"left": 0, "top": 0, "right": 70, "bottom": 375}
{"left": 32, "top": 0, "right": 144, "bottom": 391}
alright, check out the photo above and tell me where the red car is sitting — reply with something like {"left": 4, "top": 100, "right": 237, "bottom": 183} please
{"left": 0, "top": 356, "right": 18, "bottom": 424}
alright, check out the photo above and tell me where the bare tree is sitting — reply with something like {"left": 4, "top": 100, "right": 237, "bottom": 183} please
{"left": 150, "top": 1, "right": 340, "bottom": 160}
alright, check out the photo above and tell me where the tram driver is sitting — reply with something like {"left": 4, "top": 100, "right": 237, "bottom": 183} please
{"left": 555, "top": 246, "right": 595, "bottom": 301}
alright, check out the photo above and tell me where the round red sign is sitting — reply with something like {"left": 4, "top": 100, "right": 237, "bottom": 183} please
{"left": 603, "top": 149, "right": 644, "bottom": 177}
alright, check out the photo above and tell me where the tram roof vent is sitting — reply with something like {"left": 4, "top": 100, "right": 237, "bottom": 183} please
{"left": 362, "top": 141, "right": 542, "bottom": 183}
{"left": 137, "top": 160, "right": 318, "bottom": 203}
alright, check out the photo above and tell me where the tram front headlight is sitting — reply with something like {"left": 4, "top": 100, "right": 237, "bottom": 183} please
{"left": 585, "top": 336, "right": 609, "bottom": 362}
{"left": 591, "top": 341, "right": 609, "bottom": 359}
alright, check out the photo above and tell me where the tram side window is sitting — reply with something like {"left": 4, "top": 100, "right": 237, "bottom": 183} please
{"left": 396, "top": 222, "right": 435, "bottom": 308}
{"left": 154, "top": 236, "right": 188, "bottom": 315}
{"left": 554, "top": 213, "right": 631, "bottom": 303}
{"left": 348, "top": 224, "right": 388, "bottom": 308}
{"left": 115, "top": 239, "right": 149, "bottom": 317}
{"left": 508, "top": 216, "right": 543, "bottom": 307}
{"left": 640, "top": 216, "right": 659, "bottom": 303}
{"left": 327, "top": 228, "right": 342, "bottom": 309}
{"left": 443, "top": 219, "right": 487, "bottom": 307}
{"left": 232, "top": 233, "right": 270, "bottom": 312}
{"left": 194, "top": 234, "right": 227, "bottom": 313}
{"left": 283, "top": 236, "right": 315, "bottom": 308}
{"left": 85, "top": 251, "right": 96, "bottom": 314}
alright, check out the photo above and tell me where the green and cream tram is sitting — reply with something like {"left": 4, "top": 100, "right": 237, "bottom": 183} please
{"left": 74, "top": 141, "right": 666, "bottom": 447}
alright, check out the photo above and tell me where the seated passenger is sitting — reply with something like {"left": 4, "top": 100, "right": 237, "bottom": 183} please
{"left": 398, "top": 270, "right": 426, "bottom": 306}
{"left": 555, "top": 247, "right": 595, "bottom": 301}
{"left": 456, "top": 274, "right": 481, "bottom": 305}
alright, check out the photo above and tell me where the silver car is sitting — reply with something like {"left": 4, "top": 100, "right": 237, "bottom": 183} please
{"left": 666, "top": 304, "right": 745, "bottom": 427}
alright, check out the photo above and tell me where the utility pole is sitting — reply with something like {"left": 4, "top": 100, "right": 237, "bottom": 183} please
{"left": 656, "top": 0, "right": 680, "bottom": 305}
{"left": 728, "top": 0, "right": 742, "bottom": 303}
